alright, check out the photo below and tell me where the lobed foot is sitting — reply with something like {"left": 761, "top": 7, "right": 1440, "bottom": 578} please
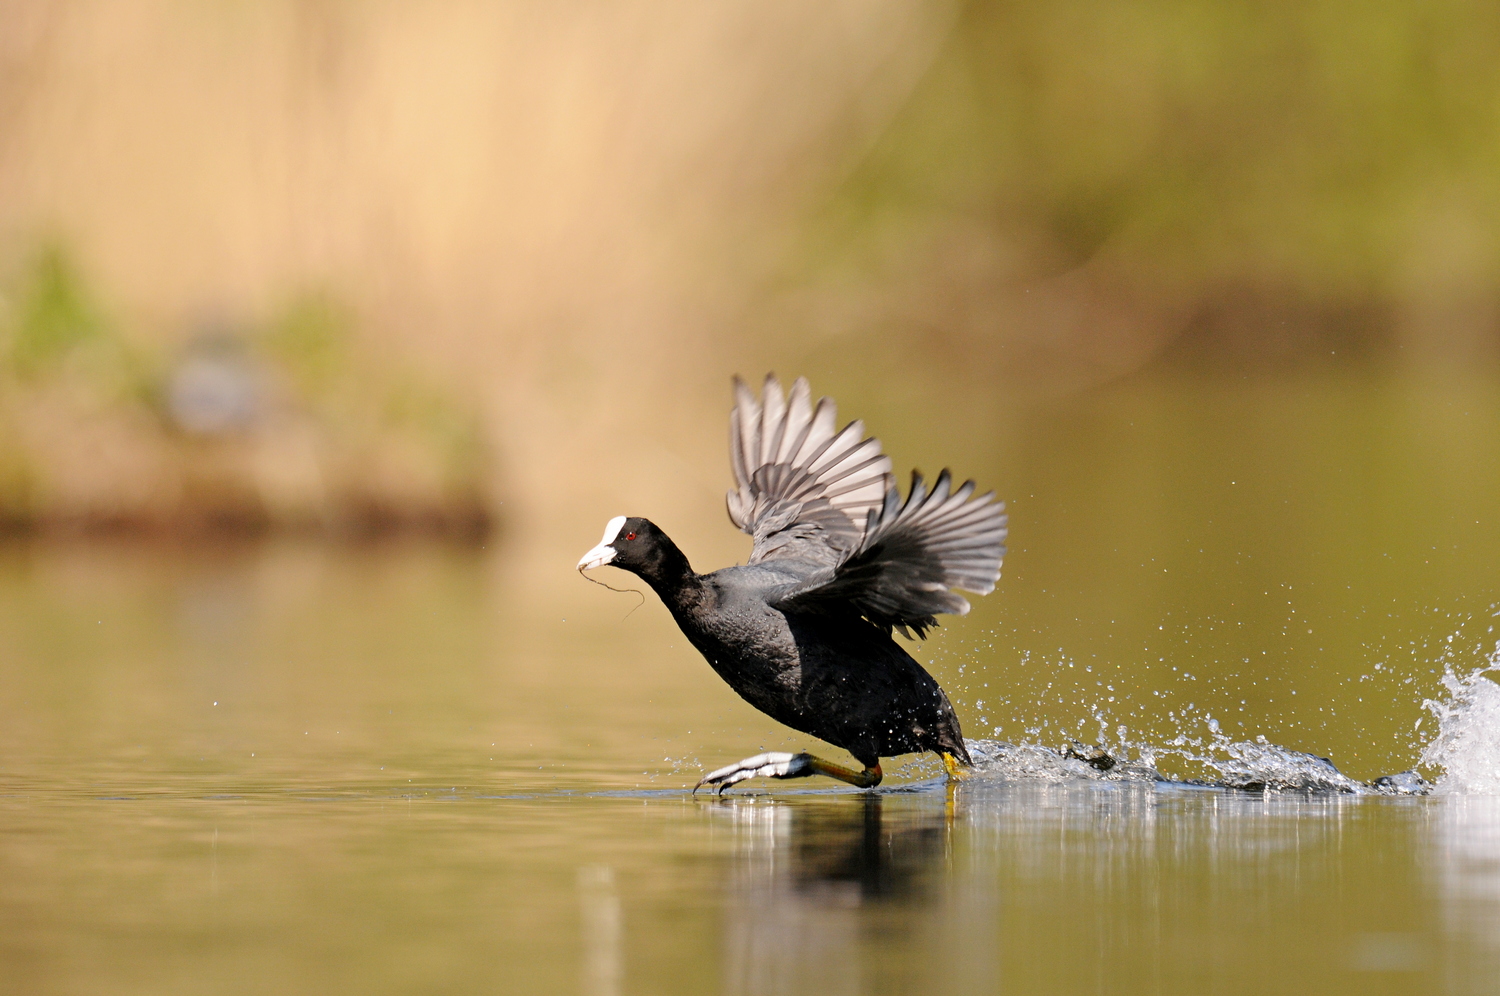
{"left": 694, "top": 752, "right": 812, "bottom": 794}
{"left": 694, "top": 752, "right": 883, "bottom": 794}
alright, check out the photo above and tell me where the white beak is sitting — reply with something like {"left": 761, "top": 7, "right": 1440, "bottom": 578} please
{"left": 577, "top": 515, "right": 627, "bottom": 571}
{"left": 577, "top": 543, "right": 616, "bottom": 571}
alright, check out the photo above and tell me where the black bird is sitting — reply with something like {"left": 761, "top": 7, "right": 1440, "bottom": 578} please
{"left": 577, "top": 375, "right": 1006, "bottom": 791}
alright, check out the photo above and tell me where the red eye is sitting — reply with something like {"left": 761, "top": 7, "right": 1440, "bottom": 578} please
{"left": 625, "top": 532, "right": 636, "bottom": 541}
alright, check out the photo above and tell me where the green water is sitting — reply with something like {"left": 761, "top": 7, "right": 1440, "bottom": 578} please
{"left": 4, "top": 371, "right": 1500, "bottom": 994}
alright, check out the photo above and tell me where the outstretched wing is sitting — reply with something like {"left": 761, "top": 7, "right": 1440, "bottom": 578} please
{"left": 728, "top": 375, "right": 893, "bottom": 566}
{"left": 772, "top": 469, "right": 1007, "bottom": 637}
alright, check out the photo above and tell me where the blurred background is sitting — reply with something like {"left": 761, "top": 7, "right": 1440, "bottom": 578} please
{"left": 4, "top": 0, "right": 1500, "bottom": 778}
{"left": 12, "top": 7, "right": 1500, "bottom": 992}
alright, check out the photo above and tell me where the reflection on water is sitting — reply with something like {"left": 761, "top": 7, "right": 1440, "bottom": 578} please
{"left": 717, "top": 794, "right": 949, "bottom": 995}
{"left": 578, "top": 865, "right": 623, "bottom": 996}
{"left": 693, "top": 775, "right": 1500, "bottom": 996}
{"left": 1431, "top": 796, "right": 1500, "bottom": 992}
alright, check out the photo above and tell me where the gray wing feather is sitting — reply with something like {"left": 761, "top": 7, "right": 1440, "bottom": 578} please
{"left": 727, "top": 375, "right": 893, "bottom": 565}
{"left": 771, "top": 468, "right": 1007, "bottom": 637}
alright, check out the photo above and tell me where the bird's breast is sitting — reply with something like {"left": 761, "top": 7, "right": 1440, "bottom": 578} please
{"left": 669, "top": 590, "right": 800, "bottom": 688}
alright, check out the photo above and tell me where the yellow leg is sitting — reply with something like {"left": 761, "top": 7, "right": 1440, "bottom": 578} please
{"left": 941, "top": 752, "right": 967, "bottom": 821}
{"left": 805, "top": 756, "right": 883, "bottom": 788}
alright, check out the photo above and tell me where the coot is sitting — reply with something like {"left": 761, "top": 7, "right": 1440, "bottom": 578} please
{"left": 577, "top": 375, "right": 1006, "bottom": 791}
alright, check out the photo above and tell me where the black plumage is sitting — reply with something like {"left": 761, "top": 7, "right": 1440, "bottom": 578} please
{"left": 577, "top": 375, "right": 1007, "bottom": 790}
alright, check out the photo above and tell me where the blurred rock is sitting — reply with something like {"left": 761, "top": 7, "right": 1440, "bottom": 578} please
{"left": 167, "top": 332, "right": 263, "bottom": 436}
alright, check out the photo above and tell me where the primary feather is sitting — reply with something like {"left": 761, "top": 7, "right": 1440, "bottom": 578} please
{"left": 774, "top": 469, "right": 1007, "bottom": 637}
{"left": 728, "top": 375, "right": 1006, "bottom": 637}
{"left": 727, "top": 375, "right": 893, "bottom": 566}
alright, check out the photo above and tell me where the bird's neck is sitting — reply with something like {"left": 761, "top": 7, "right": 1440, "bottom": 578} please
{"left": 633, "top": 534, "right": 697, "bottom": 599}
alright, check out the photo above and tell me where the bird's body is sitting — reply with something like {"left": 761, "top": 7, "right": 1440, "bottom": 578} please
{"left": 637, "top": 551, "right": 969, "bottom": 768}
{"left": 578, "top": 376, "right": 1004, "bottom": 790}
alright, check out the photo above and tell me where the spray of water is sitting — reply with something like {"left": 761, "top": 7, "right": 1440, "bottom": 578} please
{"left": 1420, "top": 648, "right": 1500, "bottom": 795}
{"left": 949, "top": 640, "right": 1500, "bottom": 796}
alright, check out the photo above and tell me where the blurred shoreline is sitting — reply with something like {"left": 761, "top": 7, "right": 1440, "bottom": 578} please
{"left": 4, "top": 2, "right": 1499, "bottom": 539}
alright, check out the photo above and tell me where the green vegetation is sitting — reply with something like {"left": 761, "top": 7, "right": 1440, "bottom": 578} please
{"left": 5, "top": 244, "right": 106, "bottom": 378}
{"left": 263, "top": 290, "right": 354, "bottom": 398}
{"left": 0, "top": 247, "right": 490, "bottom": 537}
{"left": 789, "top": 0, "right": 1500, "bottom": 372}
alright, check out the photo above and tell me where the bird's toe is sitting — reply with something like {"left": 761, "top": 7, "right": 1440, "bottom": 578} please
{"left": 693, "top": 752, "right": 810, "bottom": 794}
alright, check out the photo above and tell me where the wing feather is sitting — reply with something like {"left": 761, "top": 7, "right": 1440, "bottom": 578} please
{"left": 726, "top": 376, "right": 1006, "bottom": 635}
{"left": 726, "top": 375, "right": 893, "bottom": 565}
{"left": 771, "top": 468, "right": 1007, "bottom": 637}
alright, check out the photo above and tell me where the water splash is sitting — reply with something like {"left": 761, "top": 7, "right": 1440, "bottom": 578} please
{"left": 964, "top": 739, "right": 1160, "bottom": 784}
{"left": 1200, "top": 740, "right": 1364, "bottom": 793}
{"left": 964, "top": 731, "right": 1430, "bottom": 794}
{"left": 1420, "top": 652, "right": 1500, "bottom": 795}
{"left": 937, "top": 623, "right": 1500, "bottom": 797}
{"left": 950, "top": 632, "right": 1500, "bottom": 796}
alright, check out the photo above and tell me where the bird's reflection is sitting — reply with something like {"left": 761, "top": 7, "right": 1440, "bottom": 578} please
{"left": 714, "top": 793, "right": 951, "bottom": 995}
{"left": 785, "top": 793, "right": 946, "bottom": 900}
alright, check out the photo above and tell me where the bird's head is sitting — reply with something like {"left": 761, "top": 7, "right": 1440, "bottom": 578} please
{"left": 577, "top": 515, "right": 663, "bottom": 576}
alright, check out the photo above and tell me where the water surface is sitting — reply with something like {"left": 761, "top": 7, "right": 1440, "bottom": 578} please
{"left": 5, "top": 372, "right": 1500, "bottom": 994}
